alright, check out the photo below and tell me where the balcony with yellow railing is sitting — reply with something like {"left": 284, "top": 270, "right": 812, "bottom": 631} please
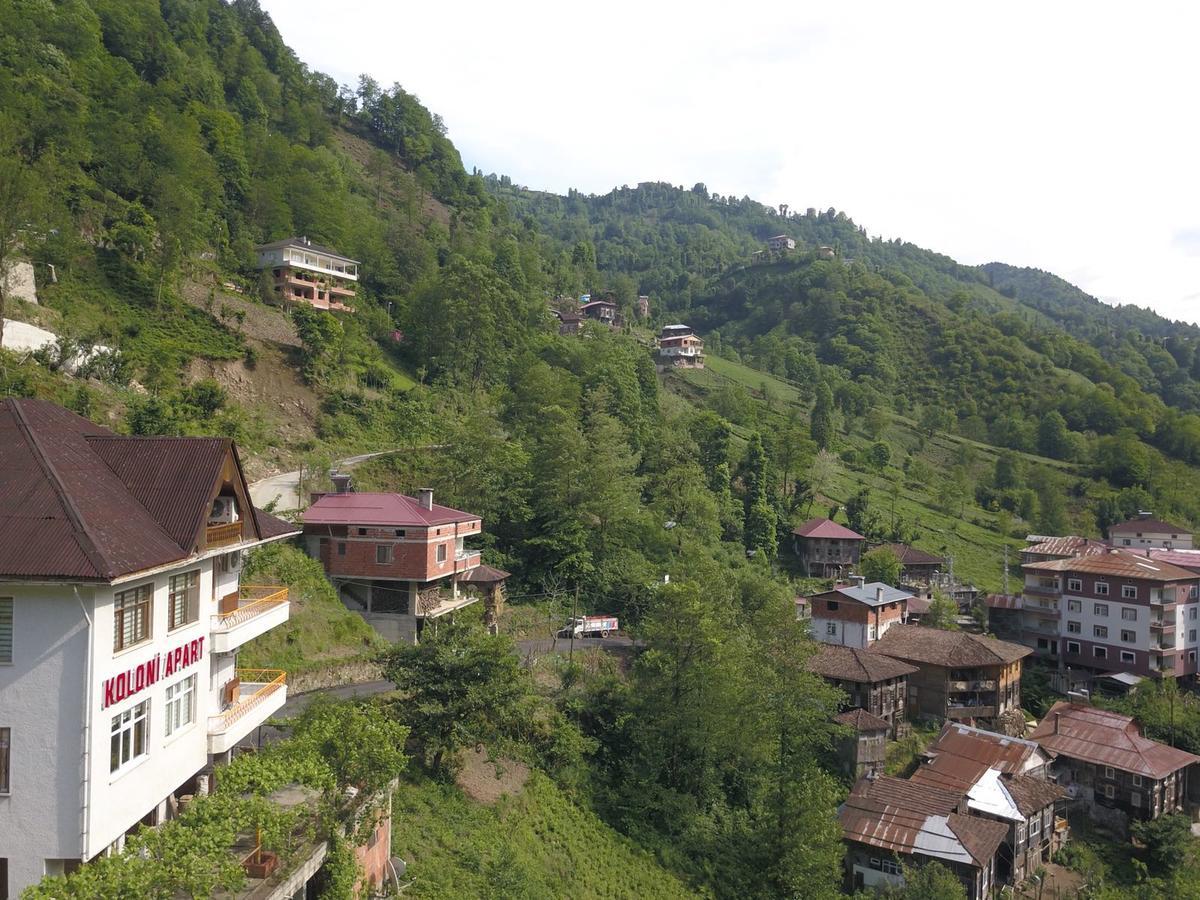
{"left": 206, "top": 521, "right": 244, "bottom": 549}
{"left": 208, "top": 669, "right": 287, "bottom": 754}
{"left": 211, "top": 585, "right": 290, "bottom": 653}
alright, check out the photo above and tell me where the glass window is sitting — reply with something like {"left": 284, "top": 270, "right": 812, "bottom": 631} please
{"left": 167, "top": 571, "right": 199, "bottom": 631}
{"left": 825, "top": 622, "right": 837, "bottom": 636}
{"left": 1067, "top": 621, "right": 1081, "bottom": 634}
{"left": 1096, "top": 584, "right": 1109, "bottom": 597}
{"left": 0, "top": 727, "right": 9, "bottom": 793}
{"left": 1067, "top": 578, "right": 1082, "bottom": 592}
{"left": 164, "top": 675, "right": 196, "bottom": 737}
{"left": 1094, "top": 646, "right": 1107, "bottom": 659}
{"left": 0, "top": 598, "right": 11, "bottom": 664}
{"left": 1132, "top": 774, "right": 1142, "bottom": 786}
{"left": 1103, "top": 784, "right": 1115, "bottom": 798}
{"left": 113, "top": 586, "right": 152, "bottom": 651}
{"left": 1121, "top": 630, "right": 1135, "bottom": 643}
{"left": 1067, "top": 641, "right": 1080, "bottom": 654}
{"left": 110, "top": 701, "right": 149, "bottom": 773}
{"left": 394, "top": 529, "right": 406, "bottom": 537}
{"left": 437, "top": 544, "right": 447, "bottom": 563}
{"left": 1104, "top": 766, "right": 1115, "bottom": 779}
{"left": 337, "top": 542, "right": 346, "bottom": 556}
{"left": 1122, "top": 608, "right": 1137, "bottom": 621}
{"left": 1029, "top": 816, "right": 1041, "bottom": 835}
{"left": 1121, "top": 651, "right": 1135, "bottom": 663}
{"left": 881, "top": 860, "right": 902, "bottom": 875}
{"left": 1068, "top": 600, "right": 1081, "bottom": 613}
{"left": 1094, "top": 625, "right": 1108, "bottom": 639}
{"left": 375, "top": 544, "right": 392, "bottom": 564}
{"left": 1094, "top": 603, "right": 1109, "bottom": 615}
{"left": 1122, "top": 585, "right": 1138, "bottom": 599}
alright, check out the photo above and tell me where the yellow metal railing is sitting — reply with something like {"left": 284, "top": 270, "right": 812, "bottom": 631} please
{"left": 210, "top": 669, "right": 286, "bottom": 733}
{"left": 206, "top": 521, "right": 243, "bottom": 548}
{"left": 213, "top": 587, "right": 289, "bottom": 630}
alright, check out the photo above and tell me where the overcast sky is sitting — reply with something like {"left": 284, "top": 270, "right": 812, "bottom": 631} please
{"left": 262, "top": 1, "right": 1200, "bottom": 325}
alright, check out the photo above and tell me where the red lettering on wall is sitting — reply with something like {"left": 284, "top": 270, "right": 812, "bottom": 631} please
{"left": 101, "top": 637, "right": 207, "bottom": 709}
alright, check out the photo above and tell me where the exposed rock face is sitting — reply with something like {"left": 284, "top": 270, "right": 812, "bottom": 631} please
{"left": 2, "top": 259, "right": 37, "bottom": 305}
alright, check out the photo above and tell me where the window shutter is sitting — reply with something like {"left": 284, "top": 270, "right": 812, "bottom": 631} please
{"left": 0, "top": 598, "right": 12, "bottom": 663}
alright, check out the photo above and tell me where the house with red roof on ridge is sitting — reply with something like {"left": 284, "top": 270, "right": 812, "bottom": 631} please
{"left": 792, "top": 517, "right": 865, "bottom": 577}
{"left": 302, "top": 479, "right": 504, "bottom": 642}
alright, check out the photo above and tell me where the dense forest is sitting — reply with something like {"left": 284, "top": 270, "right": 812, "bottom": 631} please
{"left": 4, "top": 2, "right": 1200, "bottom": 898}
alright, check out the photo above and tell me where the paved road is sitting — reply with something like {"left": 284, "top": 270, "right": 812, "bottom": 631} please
{"left": 248, "top": 449, "right": 405, "bottom": 511}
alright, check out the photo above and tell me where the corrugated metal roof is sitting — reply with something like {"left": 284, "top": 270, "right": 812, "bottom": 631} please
{"left": 818, "top": 582, "right": 914, "bottom": 608}
{"left": 1023, "top": 550, "right": 1197, "bottom": 581}
{"left": 1110, "top": 516, "right": 1190, "bottom": 535}
{"left": 303, "top": 492, "right": 479, "bottom": 528}
{"left": 985, "top": 594, "right": 1022, "bottom": 610}
{"left": 1031, "top": 702, "right": 1200, "bottom": 778}
{"left": 1021, "top": 535, "right": 1108, "bottom": 559}
{"left": 1147, "top": 548, "right": 1200, "bottom": 574}
{"left": 793, "top": 517, "right": 865, "bottom": 540}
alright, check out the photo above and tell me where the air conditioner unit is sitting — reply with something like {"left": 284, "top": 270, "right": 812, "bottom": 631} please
{"left": 225, "top": 550, "right": 242, "bottom": 571}
{"left": 209, "top": 496, "right": 239, "bottom": 524}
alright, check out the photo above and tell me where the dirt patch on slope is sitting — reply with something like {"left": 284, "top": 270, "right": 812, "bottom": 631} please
{"left": 180, "top": 281, "right": 301, "bottom": 348}
{"left": 333, "top": 128, "right": 452, "bottom": 229}
{"left": 456, "top": 747, "right": 530, "bottom": 805}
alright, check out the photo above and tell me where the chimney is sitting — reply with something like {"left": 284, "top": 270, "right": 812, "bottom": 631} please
{"left": 330, "top": 472, "right": 353, "bottom": 494}
{"left": 1054, "top": 712, "right": 1060, "bottom": 734}
{"left": 418, "top": 488, "right": 434, "bottom": 510}
{"left": 853, "top": 575, "right": 866, "bottom": 588}
{"left": 876, "top": 586, "right": 885, "bottom": 603}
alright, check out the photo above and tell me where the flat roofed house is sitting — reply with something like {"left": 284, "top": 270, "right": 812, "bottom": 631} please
{"left": 766, "top": 234, "right": 796, "bottom": 252}
{"left": 1021, "top": 549, "right": 1200, "bottom": 680}
{"left": 656, "top": 324, "right": 705, "bottom": 370}
{"left": 302, "top": 485, "right": 493, "bottom": 644}
{"left": 910, "top": 723, "right": 1066, "bottom": 885}
{"left": 255, "top": 236, "right": 359, "bottom": 312}
{"left": 810, "top": 644, "right": 916, "bottom": 740}
{"left": 0, "top": 399, "right": 298, "bottom": 897}
{"left": 1031, "top": 701, "right": 1200, "bottom": 834}
{"left": 871, "top": 626, "right": 1031, "bottom": 733}
{"left": 809, "top": 580, "right": 914, "bottom": 649}
{"left": 839, "top": 775, "right": 1008, "bottom": 899}
{"left": 1108, "top": 512, "right": 1193, "bottom": 550}
{"left": 792, "top": 517, "right": 866, "bottom": 577}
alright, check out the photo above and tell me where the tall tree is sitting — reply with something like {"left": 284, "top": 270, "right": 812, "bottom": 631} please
{"left": 811, "top": 380, "right": 835, "bottom": 450}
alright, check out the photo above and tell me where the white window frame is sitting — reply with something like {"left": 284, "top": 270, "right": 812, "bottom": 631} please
{"left": 1121, "top": 651, "right": 1136, "bottom": 664}
{"left": 1094, "top": 646, "right": 1107, "bottom": 659}
{"left": 1029, "top": 815, "right": 1041, "bottom": 836}
{"left": 375, "top": 544, "right": 393, "bottom": 564}
{"left": 1094, "top": 602, "right": 1109, "bottom": 615}
{"left": 1068, "top": 599, "right": 1082, "bottom": 613}
{"left": 1066, "top": 641, "right": 1080, "bottom": 654}
{"left": 113, "top": 584, "right": 153, "bottom": 652}
{"left": 1067, "top": 620, "right": 1081, "bottom": 634}
{"left": 1067, "top": 578, "right": 1082, "bottom": 592}
{"left": 164, "top": 675, "right": 196, "bottom": 738}
{"left": 437, "top": 543, "right": 448, "bottom": 563}
{"left": 825, "top": 622, "right": 838, "bottom": 636}
{"left": 1103, "top": 784, "right": 1115, "bottom": 799}
{"left": 167, "top": 570, "right": 200, "bottom": 632}
{"left": 0, "top": 597, "right": 11, "bottom": 665}
{"left": 110, "top": 701, "right": 149, "bottom": 774}
{"left": 1104, "top": 766, "right": 1115, "bottom": 779}
{"left": 1132, "top": 774, "right": 1142, "bottom": 787}
{"left": 1096, "top": 584, "right": 1109, "bottom": 597}
{"left": 1121, "top": 630, "right": 1135, "bottom": 643}
{"left": 1122, "top": 608, "right": 1138, "bottom": 621}
{"left": 1094, "top": 625, "right": 1108, "bottom": 639}
{"left": 881, "top": 859, "right": 902, "bottom": 876}
{"left": 1122, "top": 585, "right": 1138, "bottom": 600}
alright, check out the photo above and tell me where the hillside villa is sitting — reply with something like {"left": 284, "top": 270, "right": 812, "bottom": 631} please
{"left": 792, "top": 517, "right": 865, "bottom": 577}
{"left": 255, "top": 236, "right": 358, "bottom": 312}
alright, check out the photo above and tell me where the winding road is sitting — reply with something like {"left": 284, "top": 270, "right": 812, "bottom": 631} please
{"left": 248, "top": 448, "right": 426, "bottom": 511}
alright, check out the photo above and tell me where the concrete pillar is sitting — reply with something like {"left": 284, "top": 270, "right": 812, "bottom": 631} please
{"left": 365, "top": 581, "right": 373, "bottom": 613}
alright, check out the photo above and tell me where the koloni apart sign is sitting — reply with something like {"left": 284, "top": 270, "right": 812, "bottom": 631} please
{"left": 102, "top": 637, "right": 205, "bottom": 710}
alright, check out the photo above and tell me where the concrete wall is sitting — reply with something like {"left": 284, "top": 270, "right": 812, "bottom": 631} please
{"left": 3, "top": 259, "right": 37, "bottom": 304}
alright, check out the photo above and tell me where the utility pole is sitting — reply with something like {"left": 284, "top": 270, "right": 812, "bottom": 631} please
{"left": 569, "top": 584, "right": 579, "bottom": 663}
{"left": 1003, "top": 544, "right": 1010, "bottom": 596}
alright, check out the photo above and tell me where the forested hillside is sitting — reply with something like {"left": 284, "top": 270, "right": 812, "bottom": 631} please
{"left": 494, "top": 180, "right": 1200, "bottom": 534}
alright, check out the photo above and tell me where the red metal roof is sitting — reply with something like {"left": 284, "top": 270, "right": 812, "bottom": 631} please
{"left": 1031, "top": 702, "right": 1200, "bottom": 779}
{"left": 1023, "top": 550, "right": 1197, "bottom": 582}
{"left": 1021, "top": 535, "right": 1108, "bottom": 559}
{"left": 303, "top": 492, "right": 479, "bottom": 528}
{"left": 1147, "top": 549, "right": 1200, "bottom": 574}
{"left": 875, "top": 543, "right": 946, "bottom": 567}
{"left": 1109, "top": 516, "right": 1190, "bottom": 535}
{"left": 792, "top": 517, "right": 865, "bottom": 540}
{"left": 985, "top": 594, "right": 1022, "bottom": 610}
{"left": 0, "top": 399, "right": 293, "bottom": 581}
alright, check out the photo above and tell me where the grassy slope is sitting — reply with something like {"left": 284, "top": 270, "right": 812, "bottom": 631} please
{"left": 682, "top": 355, "right": 1087, "bottom": 592}
{"left": 393, "top": 774, "right": 698, "bottom": 899}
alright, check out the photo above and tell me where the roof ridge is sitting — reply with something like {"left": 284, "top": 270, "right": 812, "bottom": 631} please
{"left": 9, "top": 400, "right": 112, "bottom": 579}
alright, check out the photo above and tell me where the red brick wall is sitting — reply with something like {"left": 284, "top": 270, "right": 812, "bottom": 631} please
{"left": 812, "top": 596, "right": 905, "bottom": 627}
{"left": 355, "top": 813, "right": 392, "bottom": 893}
{"left": 307, "top": 521, "right": 480, "bottom": 582}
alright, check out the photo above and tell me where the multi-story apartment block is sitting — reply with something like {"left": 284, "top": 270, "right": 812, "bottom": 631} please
{"left": 255, "top": 236, "right": 359, "bottom": 312}
{"left": 655, "top": 324, "right": 705, "bottom": 370}
{"left": 1031, "top": 702, "right": 1199, "bottom": 833}
{"left": 871, "top": 626, "right": 1029, "bottom": 732}
{"left": 807, "top": 644, "right": 917, "bottom": 736}
{"left": 809, "top": 580, "right": 913, "bottom": 649}
{"left": 302, "top": 483, "right": 491, "bottom": 642}
{"left": 1021, "top": 550, "right": 1200, "bottom": 679}
{"left": 792, "top": 517, "right": 866, "bottom": 577}
{"left": 1108, "top": 512, "right": 1192, "bottom": 550}
{"left": 0, "top": 399, "right": 298, "bottom": 896}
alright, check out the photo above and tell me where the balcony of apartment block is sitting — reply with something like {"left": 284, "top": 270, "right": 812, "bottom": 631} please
{"left": 1023, "top": 598, "right": 1059, "bottom": 618}
{"left": 208, "top": 669, "right": 287, "bottom": 754}
{"left": 1148, "top": 654, "right": 1177, "bottom": 675}
{"left": 1153, "top": 631, "right": 1178, "bottom": 652}
{"left": 1023, "top": 579, "right": 1061, "bottom": 598}
{"left": 211, "top": 585, "right": 290, "bottom": 653}
{"left": 206, "top": 520, "right": 245, "bottom": 550}
{"left": 1149, "top": 589, "right": 1178, "bottom": 607}
{"left": 1025, "top": 621, "right": 1061, "bottom": 637}
{"left": 946, "top": 704, "right": 997, "bottom": 720}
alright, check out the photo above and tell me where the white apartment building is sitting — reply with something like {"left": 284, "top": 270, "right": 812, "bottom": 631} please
{"left": 1108, "top": 512, "right": 1193, "bottom": 550}
{"left": 0, "top": 399, "right": 298, "bottom": 896}
{"left": 1021, "top": 550, "right": 1200, "bottom": 680}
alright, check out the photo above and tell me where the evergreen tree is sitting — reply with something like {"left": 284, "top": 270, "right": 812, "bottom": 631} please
{"left": 811, "top": 380, "right": 835, "bottom": 450}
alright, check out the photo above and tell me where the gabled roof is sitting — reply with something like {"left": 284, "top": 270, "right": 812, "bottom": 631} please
{"left": 255, "top": 236, "right": 359, "bottom": 263}
{"left": 814, "top": 582, "right": 914, "bottom": 608}
{"left": 0, "top": 399, "right": 293, "bottom": 582}
{"left": 835, "top": 708, "right": 892, "bottom": 732}
{"left": 1023, "top": 550, "right": 1197, "bottom": 582}
{"left": 303, "top": 492, "right": 479, "bottom": 528}
{"left": 925, "top": 723, "right": 1044, "bottom": 777}
{"left": 839, "top": 776, "right": 1007, "bottom": 869}
{"left": 871, "top": 625, "right": 1031, "bottom": 667}
{"left": 457, "top": 564, "right": 510, "bottom": 585}
{"left": 1147, "top": 549, "right": 1200, "bottom": 574}
{"left": 1005, "top": 774, "right": 1068, "bottom": 817}
{"left": 1031, "top": 702, "right": 1200, "bottom": 779}
{"left": 792, "top": 517, "right": 865, "bottom": 540}
{"left": 1021, "top": 535, "right": 1108, "bottom": 559}
{"left": 876, "top": 543, "right": 947, "bottom": 567}
{"left": 1109, "top": 516, "right": 1190, "bottom": 535}
{"left": 808, "top": 645, "right": 918, "bottom": 683}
